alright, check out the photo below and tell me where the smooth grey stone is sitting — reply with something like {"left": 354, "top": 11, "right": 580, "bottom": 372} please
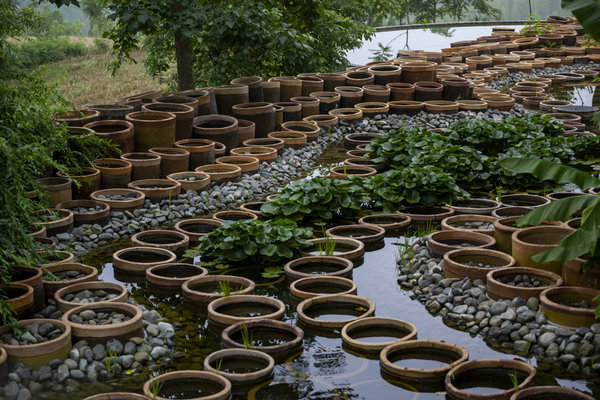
{"left": 57, "top": 365, "right": 69, "bottom": 383}
{"left": 539, "top": 332, "right": 557, "bottom": 348}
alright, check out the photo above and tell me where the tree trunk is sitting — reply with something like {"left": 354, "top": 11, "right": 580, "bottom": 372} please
{"left": 175, "top": 36, "right": 194, "bottom": 91}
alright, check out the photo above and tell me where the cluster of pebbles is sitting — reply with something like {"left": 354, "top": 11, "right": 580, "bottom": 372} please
{"left": 1, "top": 303, "right": 178, "bottom": 399}
{"left": 62, "top": 289, "right": 119, "bottom": 305}
{"left": 498, "top": 274, "right": 545, "bottom": 288}
{"left": 463, "top": 261, "right": 499, "bottom": 268}
{"left": 397, "top": 241, "right": 600, "bottom": 376}
{"left": 175, "top": 176, "right": 201, "bottom": 182}
{"left": 561, "top": 299, "right": 593, "bottom": 309}
{"left": 94, "top": 192, "right": 139, "bottom": 201}
{"left": 43, "top": 270, "right": 86, "bottom": 281}
{"left": 70, "top": 206, "right": 103, "bottom": 214}
{"left": 68, "top": 310, "right": 131, "bottom": 325}
{"left": 451, "top": 221, "right": 495, "bottom": 230}
{"left": 0, "top": 323, "right": 63, "bottom": 345}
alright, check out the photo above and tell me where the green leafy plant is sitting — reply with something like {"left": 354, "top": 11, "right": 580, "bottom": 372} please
{"left": 193, "top": 219, "right": 313, "bottom": 265}
{"left": 218, "top": 280, "right": 231, "bottom": 297}
{"left": 104, "top": 350, "right": 119, "bottom": 374}
{"left": 241, "top": 324, "right": 253, "bottom": 349}
{"left": 520, "top": 13, "right": 553, "bottom": 35}
{"left": 562, "top": 1, "right": 600, "bottom": 43}
{"left": 363, "top": 166, "right": 469, "bottom": 213}
{"left": 508, "top": 369, "right": 520, "bottom": 392}
{"left": 260, "top": 177, "right": 371, "bottom": 222}
{"left": 151, "top": 380, "right": 163, "bottom": 400}
{"left": 261, "top": 266, "right": 285, "bottom": 279}
{"left": 316, "top": 234, "right": 337, "bottom": 256}
{"left": 369, "top": 42, "right": 394, "bottom": 62}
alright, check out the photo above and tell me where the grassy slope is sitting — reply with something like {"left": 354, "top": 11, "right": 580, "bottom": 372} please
{"left": 36, "top": 50, "right": 173, "bottom": 106}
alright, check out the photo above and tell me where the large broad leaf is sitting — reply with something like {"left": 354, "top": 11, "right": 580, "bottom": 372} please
{"left": 562, "top": 0, "right": 600, "bottom": 42}
{"left": 498, "top": 157, "right": 600, "bottom": 190}
{"left": 532, "top": 228, "right": 596, "bottom": 263}
{"left": 517, "top": 195, "right": 599, "bottom": 226}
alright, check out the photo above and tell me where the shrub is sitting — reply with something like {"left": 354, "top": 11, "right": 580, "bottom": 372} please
{"left": 7, "top": 37, "right": 89, "bottom": 70}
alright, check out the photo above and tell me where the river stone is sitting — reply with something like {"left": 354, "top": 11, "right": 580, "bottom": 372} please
{"left": 64, "top": 359, "right": 78, "bottom": 370}
{"left": 500, "top": 308, "right": 516, "bottom": 321}
{"left": 539, "top": 332, "right": 557, "bottom": 348}
{"left": 28, "top": 382, "right": 43, "bottom": 394}
{"left": 106, "top": 339, "right": 123, "bottom": 355}
{"left": 546, "top": 342, "right": 559, "bottom": 357}
{"left": 57, "top": 365, "right": 69, "bottom": 383}
{"left": 92, "top": 344, "right": 105, "bottom": 360}
{"left": 146, "top": 324, "right": 159, "bottom": 337}
{"left": 453, "top": 305, "right": 468, "bottom": 314}
{"left": 134, "top": 352, "right": 149, "bottom": 363}
{"left": 16, "top": 389, "right": 31, "bottom": 400}
{"left": 150, "top": 346, "right": 168, "bottom": 360}
{"left": 69, "top": 370, "right": 84, "bottom": 379}
{"left": 526, "top": 297, "right": 539, "bottom": 311}
{"left": 4, "top": 381, "right": 19, "bottom": 400}
{"left": 490, "top": 302, "right": 508, "bottom": 315}
{"left": 120, "top": 355, "right": 135, "bottom": 369}
{"left": 123, "top": 341, "right": 136, "bottom": 355}
{"left": 513, "top": 340, "right": 528, "bottom": 353}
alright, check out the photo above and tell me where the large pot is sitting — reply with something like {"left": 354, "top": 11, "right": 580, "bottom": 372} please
{"left": 443, "top": 248, "right": 515, "bottom": 282}
{"left": 36, "top": 177, "right": 72, "bottom": 208}
{"left": 400, "top": 62, "right": 437, "bottom": 84}
{"left": 213, "top": 85, "right": 249, "bottom": 116}
{"left": 143, "top": 371, "right": 231, "bottom": 400}
{"left": 231, "top": 76, "right": 264, "bottom": 102}
{"left": 85, "top": 120, "right": 135, "bottom": 156}
{"left": 232, "top": 102, "right": 275, "bottom": 138}
{"left": 142, "top": 102, "right": 195, "bottom": 141}
{"left": 512, "top": 226, "right": 574, "bottom": 274}
{"left": 335, "top": 86, "right": 364, "bottom": 108}
{"left": 269, "top": 76, "right": 302, "bottom": 102}
{"left": 148, "top": 147, "right": 190, "bottom": 178}
{"left": 56, "top": 167, "right": 101, "bottom": 200}
{"left": 175, "top": 138, "right": 216, "bottom": 169}
{"left": 193, "top": 114, "right": 239, "bottom": 155}
{"left": 92, "top": 158, "right": 132, "bottom": 189}
{"left": 126, "top": 111, "right": 176, "bottom": 152}
{"left": 120, "top": 152, "right": 162, "bottom": 180}
{"left": 486, "top": 266, "right": 563, "bottom": 301}
{"left": 540, "top": 286, "right": 600, "bottom": 328}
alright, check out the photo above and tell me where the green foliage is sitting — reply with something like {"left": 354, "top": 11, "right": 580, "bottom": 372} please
{"left": 562, "top": 0, "right": 600, "bottom": 42}
{"left": 261, "top": 177, "right": 371, "bottom": 222}
{"left": 369, "top": 42, "right": 394, "bottom": 62}
{"left": 408, "top": 0, "right": 501, "bottom": 23}
{"left": 520, "top": 13, "right": 553, "bottom": 34}
{"left": 197, "top": 219, "right": 313, "bottom": 265}
{"left": 218, "top": 280, "right": 231, "bottom": 297}
{"left": 364, "top": 166, "right": 469, "bottom": 213}
{"left": 6, "top": 37, "right": 89, "bottom": 71}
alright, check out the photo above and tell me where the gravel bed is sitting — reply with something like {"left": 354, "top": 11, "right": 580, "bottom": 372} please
{"left": 68, "top": 310, "right": 131, "bottom": 325}
{"left": 560, "top": 299, "right": 593, "bottom": 309}
{"left": 498, "top": 274, "right": 545, "bottom": 288}
{"left": 0, "top": 323, "right": 62, "bottom": 345}
{"left": 450, "top": 221, "right": 495, "bottom": 230}
{"left": 43, "top": 270, "right": 86, "bottom": 281}
{"left": 70, "top": 206, "right": 103, "bottom": 214}
{"left": 463, "top": 261, "right": 498, "bottom": 268}
{"left": 62, "top": 289, "right": 119, "bottom": 304}
{"left": 95, "top": 193, "right": 139, "bottom": 201}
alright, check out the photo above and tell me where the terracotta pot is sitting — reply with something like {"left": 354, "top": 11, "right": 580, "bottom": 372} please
{"left": 195, "top": 163, "right": 242, "bottom": 182}
{"left": 54, "top": 281, "right": 128, "bottom": 312}
{"left": 563, "top": 257, "right": 600, "bottom": 289}
{"left": 443, "top": 248, "right": 514, "bottom": 282}
{"left": 131, "top": 229, "right": 189, "bottom": 254}
{"left": 355, "top": 102, "right": 389, "bottom": 117}
{"left": 56, "top": 167, "right": 100, "bottom": 200}
{"left": 62, "top": 301, "right": 144, "bottom": 346}
{"left": 176, "top": 88, "right": 212, "bottom": 115}
{"left": 540, "top": 286, "right": 600, "bottom": 328}
{"left": 441, "top": 78, "right": 471, "bottom": 101}
{"left": 424, "top": 100, "right": 459, "bottom": 114}
{"left": 11, "top": 267, "right": 44, "bottom": 312}
{"left": 230, "top": 146, "right": 277, "bottom": 163}
{"left": 284, "top": 255, "right": 353, "bottom": 281}
{"left": 86, "top": 104, "right": 134, "bottom": 120}
{"left": 329, "top": 165, "right": 377, "bottom": 179}
{"left": 203, "top": 348, "right": 274, "bottom": 387}
{"left": 44, "top": 263, "right": 98, "bottom": 300}
{"left": 212, "top": 210, "right": 258, "bottom": 223}
{"left": 335, "top": 86, "right": 364, "bottom": 108}
{"left": 362, "top": 85, "right": 391, "bottom": 103}
{"left": 309, "top": 91, "right": 341, "bottom": 114}
{"left": 174, "top": 138, "right": 215, "bottom": 169}
{"left": 142, "top": 102, "right": 195, "bottom": 141}
{"left": 400, "top": 62, "right": 437, "bottom": 84}
{"left": 273, "top": 101, "right": 302, "bottom": 123}
{"left": 297, "top": 75, "right": 324, "bottom": 97}
{"left": 239, "top": 201, "right": 266, "bottom": 218}
{"left": 368, "top": 64, "right": 402, "bottom": 85}
{"left": 540, "top": 100, "right": 571, "bottom": 113}
{"left": 126, "top": 111, "right": 176, "bottom": 152}
{"left": 83, "top": 393, "right": 150, "bottom": 400}
{"left": 213, "top": 85, "right": 249, "bottom": 116}
{"left": 290, "top": 96, "right": 320, "bottom": 118}
{"left": 148, "top": 147, "right": 190, "bottom": 178}
{"left": 466, "top": 55, "right": 493, "bottom": 70}
{"left": 268, "top": 131, "right": 307, "bottom": 149}
{"left": 56, "top": 199, "right": 110, "bottom": 227}
{"left": 36, "top": 177, "right": 72, "bottom": 208}
{"left": 450, "top": 198, "right": 500, "bottom": 215}
{"left": 1, "top": 283, "right": 34, "bottom": 318}
{"left": 182, "top": 275, "right": 255, "bottom": 304}
{"left": 33, "top": 209, "right": 73, "bottom": 237}
{"left": 427, "top": 230, "right": 496, "bottom": 257}
{"left": 510, "top": 386, "right": 595, "bottom": 400}
{"left": 445, "top": 359, "right": 536, "bottom": 400}
{"left": 118, "top": 89, "right": 161, "bottom": 104}
{"left": 262, "top": 80, "right": 280, "bottom": 103}
{"left": 269, "top": 76, "right": 302, "bottom": 102}
{"left": 174, "top": 218, "right": 221, "bottom": 244}
{"left": 128, "top": 179, "right": 181, "bottom": 200}
{"left": 192, "top": 114, "right": 238, "bottom": 155}
{"left": 167, "top": 171, "right": 211, "bottom": 192}
{"left": 397, "top": 205, "right": 455, "bottom": 226}
{"left": 501, "top": 193, "right": 550, "bottom": 208}
{"left": 120, "top": 152, "right": 162, "bottom": 180}
{"left": 486, "top": 266, "right": 563, "bottom": 301}
{"left": 112, "top": 247, "right": 177, "bottom": 274}
{"left": 281, "top": 121, "right": 320, "bottom": 142}
{"left": 215, "top": 155, "right": 260, "bottom": 173}
{"left": 388, "top": 100, "right": 424, "bottom": 115}
{"left": 303, "top": 237, "right": 365, "bottom": 260}
{"left": 358, "top": 214, "right": 411, "bottom": 234}
{"left": 345, "top": 71, "right": 374, "bottom": 87}
{"left": 85, "top": 120, "right": 135, "bottom": 156}
{"left": 143, "top": 371, "right": 231, "bottom": 400}
{"left": 237, "top": 119, "right": 256, "bottom": 143}
{"left": 40, "top": 250, "right": 75, "bottom": 267}
{"left": 512, "top": 226, "right": 574, "bottom": 274}
{"left": 0, "top": 318, "right": 71, "bottom": 369}
{"left": 146, "top": 263, "right": 207, "bottom": 288}
{"left": 441, "top": 214, "right": 498, "bottom": 236}
{"left": 304, "top": 114, "right": 338, "bottom": 128}
{"left": 491, "top": 206, "right": 533, "bottom": 219}
{"left": 414, "top": 81, "right": 444, "bottom": 102}
{"left": 54, "top": 110, "right": 100, "bottom": 127}
{"left": 326, "top": 224, "right": 385, "bottom": 244}
{"left": 90, "top": 189, "right": 145, "bottom": 212}
{"left": 380, "top": 339, "right": 469, "bottom": 388}
{"left": 342, "top": 317, "right": 417, "bottom": 353}
{"left": 329, "top": 108, "right": 363, "bottom": 122}
{"left": 316, "top": 73, "right": 346, "bottom": 91}
{"left": 208, "top": 294, "right": 286, "bottom": 327}
{"left": 231, "top": 76, "right": 264, "bottom": 102}
{"left": 297, "top": 294, "right": 375, "bottom": 329}
{"left": 92, "top": 158, "right": 132, "bottom": 189}
{"left": 232, "top": 102, "right": 275, "bottom": 139}
{"left": 289, "top": 276, "right": 357, "bottom": 301}
{"left": 386, "top": 83, "right": 415, "bottom": 101}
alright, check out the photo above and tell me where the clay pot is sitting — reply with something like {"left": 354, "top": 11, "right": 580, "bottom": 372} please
{"left": 316, "top": 73, "right": 346, "bottom": 91}
{"left": 195, "top": 163, "right": 242, "bottom": 182}
{"left": 355, "top": 102, "right": 389, "bottom": 117}
{"left": 493, "top": 216, "right": 561, "bottom": 254}
{"left": 83, "top": 393, "right": 150, "bottom": 400}
{"left": 182, "top": 275, "right": 255, "bottom": 304}
{"left": 451, "top": 198, "right": 500, "bottom": 215}
{"left": 131, "top": 229, "right": 189, "bottom": 254}
{"left": 43, "top": 263, "right": 98, "bottom": 300}
{"left": 443, "top": 248, "right": 515, "bottom": 282}
{"left": 10, "top": 267, "right": 44, "bottom": 312}
{"left": 268, "top": 131, "right": 307, "bottom": 149}
{"left": 56, "top": 199, "right": 110, "bottom": 227}
{"left": 501, "top": 194, "right": 550, "bottom": 208}
{"left": 86, "top": 104, "right": 134, "bottom": 120}
{"left": 335, "top": 86, "right": 365, "bottom": 108}
{"left": 208, "top": 295, "right": 286, "bottom": 327}
{"left": 281, "top": 121, "right": 320, "bottom": 142}
{"left": 85, "top": 120, "right": 135, "bottom": 156}
{"left": 486, "top": 267, "right": 563, "bottom": 301}
{"left": 269, "top": 76, "right": 302, "bottom": 102}
{"left": 329, "top": 165, "right": 377, "bottom": 179}
{"left": 284, "top": 256, "right": 354, "bottom": 281}
{"left": 36, "top": 177, "right": 72, "bottom": 208}
{"left": 1, "top": 283, "right": 34, "bottom": 318}
{"left": 176, "top": 89, "right": 212, "bottom": 115}
{"left": 397, "top": 205, "right": 455, "bottom": 226}
{"left": 563, "top": 257, "right": 600, "bottom": 289}
{"left": 387, "top": 83, "right": 415, "bottom": 101}
{"left": 166, "top": 171, "right": 211, "bottom": 192}
{"left": 368, "top": 64, "right": 402, "bottom": 85}
{"left": 120, "top": 152, "right": 162, "bottom": 180}
{"left": 309, "top": 91, "right": 341, "bottom": 114}
{"left": 362, "top": 85, "right": 391, "bottom": 103}
{"left": 230, "top": 76, "right": 264, "bottom": 102}
{"left": 216, "top": 155, "right": 260, "bottom": 173}
{"left": 400, "top": 62, "right": 437, "bottom": 84}
{"left": 290, "top": 96, "right": 320, "bottom": 118}
{"left": 304, "top": 114, "right": 338, "bottom": 129}
{"left": 466, "top": 56, "right": 493, "bottom": 70}
{"left": 112, "top": 247, "right": 177, "bottom": 274}
{"left": 142, "top": 102, "right": 195, "bottom": 141}
{"left": 326, "top": 224, "right": 385, "bottom": 244}
{"left": 230, "top": 146, "right": 277, "bottom": 163}
{"left": 192, "top": 114, "right": 238, "bottom": 155}
{"left": 212, "top": 210, "right": 258, "bottom": 223}
{"left": 297, "top": 76, "right": 324, "bottom": 97}
{"left": 54, "top": 110, "right": 100, "bottom": 127}
{"left": 423, "top": 100, "right": 459, "bottom": 114}
{"left": 512, "top": 226, "right": 575, "bottom": 274}
{"left": 388, "top": 100, "right": 424, "bottom": 115}
{"left": 445, "top": 359, "right": 536, "bottom": 400}
{"left": 174, "top": 138, "right": 216, "bottom": 169}
{"left": 262, "top": 80, "right": 280, "bottom": 103}
{"left": 56, "top": 168, "right": 100, "bottom": 200}
{"left": 303, "top": 237, "right": 365, "bottom": 260}
{"left": 92, "top": 158, "right": 132, "bottom": 189}
{"left": 213, "top": 85, "right": 249, "bottom": 116}
{"left": 441, "top": 214, "right": 498, "bottom": 236}
{"left": 510, "top": 386, "right": 595, "bottom": 400}
{"left": 203, "top": 348, "right": 274, "bottom": 386}
{"left": 297, "top": 294, "right": 375, "bottom": 329}
{"left": 32, "top": 208, "right": 74, "bottom": 237}
{"left": 90, "top": 189, "right": 145, "bottom": 212}
{"left": 128, "top": 179, "right": 180, "bottom": 200}
{"left": 492, "top": 206, "right": 533, "bottom": 219}
{"left": 146, "top": 263, "right": 208, "bottom": 288}
{"left": 345, "top": 71, "right": 374, "bottom": 87}
{"left": 414, "top": 81, "right": 444, "bottom": 102}
{"left": 148, "top": 147, "right": 190, "bottom": 178}
{"left": 441, "top": 78, "right": 471, "bottom": 101}
{"left": 342, "top": 317, "right": 417, "bottom": 353}
{"left": 237, "top": 119, "right": 256, "bottom": 143}
{"left": 232, "top": 102, "right": 275, "bottom": 138}
{"left": 143, "top": 371, "right": 231, "bottom": 400}
{"left": 540, "top": 286, "right": 600, "bottom": 328}
{"left": 289, "top": 276, "right": 357, "bottom": 301}
{"left": 239, "top": 201, "right": 266, "bottom": 218}
{"left": 54, "top": 281, "right": 128, "bottom": 312}
{"left": 329, "top": 108, "right": 363, "bottom": 122}
{"left": 426, "top": 230, "right": 496, "bottom": 257}
{"left": 0, "top": 318, "right": 71, "bottom": 369}
{"left": 126, "top": 111, "right": 176, "bottom": 152}
{"left": 174, "top": 218, "right": 221, "bottom": 244}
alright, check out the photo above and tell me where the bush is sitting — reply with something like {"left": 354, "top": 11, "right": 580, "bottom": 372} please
{"left": 7, "top": 37, "right": 89, "bottom": 70}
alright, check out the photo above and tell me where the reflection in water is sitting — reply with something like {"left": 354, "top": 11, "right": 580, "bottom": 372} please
{"left": 549, "top": 84, "right": 600, "bottom": 108}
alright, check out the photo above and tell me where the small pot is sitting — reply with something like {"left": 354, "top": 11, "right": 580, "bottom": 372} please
{"left": 146, "top": 263, "right": 208, "bottom": 288}
{"left": 297, "top": 294, "right": 375, "bottom": 329}
{"left": 443, "top": 248, "right": 515, "bottom": 282}
{"left": 414, "top": 81, "right": 444, "bottom": 102}
{"left": 326, "top": 224, "right": 385, "bottom": 244}
{"left": 128, "top": 179, "right": 181, "bottom": 200}
{"left": 309, "top": 92, "right": 341, "bottom": 114}
{"left": 289, "top": 276, "right": 357, "bottom": 301}
{"left": 329, "top": 108, "right": 363, "bottom": 122}
{"left": 335, "top": 86, "right": 364, "bottom": 108}
{"left": 53, "top": 281, "right": 128, "bottom": 312}
{"left": 345, "top": 71, "right": 374, "bottom": 87}
{"left": 195, "top": 163, "right": 242, "bottom": 182}
{"left": 281, "top": 121, "right": 320, "bottom": 142}
{"left": 400, "top": 62, "right": 437, "bottom": 84}
{"left": 510, "top": 386, "right": 595, "bottom": 400}
{"left": 90, "top": 189, "right": 145, "bottom": 212}
{"left": 540, "top": 286, "right": 600, "bottom": 328}
{"left": 112, "top": 247, "right": 177, "bottom": 274}
{"left": 208, "top": 295, "right": 286, "bottom": 327}
{"left": 56, "top": 200, "right": 110, "bottom": 227}
{"left": 230, "top": 146, "right": 277, "bottom": 163}
{"left": 304, "top": 237, "right": 365, "bottom": 260}
{"left": 174, "top": 219, "right": 221, "bottom": 244}
{"left": 486, "top": 267, "right": 563, "bottom": 301}
{"left": 182, "top": 275, "right": 255, "bottom": 304}
{"left": 232, "top": 102, "right": 275, "bottom": 139}
{"left": 56, "top": 168, "right": 101, "bottom": 200}
{"left": 268, "top": 131, "right": 307, "bottom": 149}
{"left": 212, "top": 210, "right": 258, "bottom": 223}
{"left": 386, "top": 83, "right": 415, "bottom": 101}
{"left": 231, "top": 76, "right": 264, "bottom": 102}
{"left": 284, "top": 255, "right": 354, "bottom": 281}
{"left": 243, "top": 138, "right": 285, "bottom": 155}
{"left": 36, "top": 177, "right": 72, "bottom": 208}
{"left": 512, "top": 226, "right": 574, "bottom": 274}
{"left": 426, "top": 230, "right": 496, "bottom": 257}
{"left": 54, "top": 110, "right": 100, "bottom": 127}
{"left": 388, "top": 101, "right": 424, "bottom": 115}
{"left": 216, "top": 155, "right": 260, "bottom": 173}
{"left": 237, "top": 119, "right": 256, "bottom": 143}
{"left": 167, "top": 171, "right": 211, "bottom": 192}
{"left": 316, "top": 73, "right": 346, "bottom": 91}
{"left": 43, "top": 263, "right": 99, "bottom": 300}
{"left": 290, "top": 96, "right": 320, "bottom": 118}
{"left": 148, "top": 147, "right": 190, "bottom": 178}
{"left": 143, "top": 371, "right": 231, "bottom": 400}
{"left": 354, "top": 102, "right": 389, "bottom": 117}
{"left": 86, "top": 104, "right": 134, "bottom": 120}
{"left": 131, "top": 229, "right": 189, "bottom": 255}
{"left": 269, "top": 76, "right": 302, "bottom": 102}
{"left": 120, "top": 152, "right": 162, "bottom": 180}
{"left": 93, "top": 158, "right": 132, "bottom": 189}
{"left": 397, "top": 205, "right": 455, "bottom": 226}
{"left": 174, "top": 138, "right": 216, "bottom": 169}
{"left": 342, "top": 317, "right": 417, "bottom": 353}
